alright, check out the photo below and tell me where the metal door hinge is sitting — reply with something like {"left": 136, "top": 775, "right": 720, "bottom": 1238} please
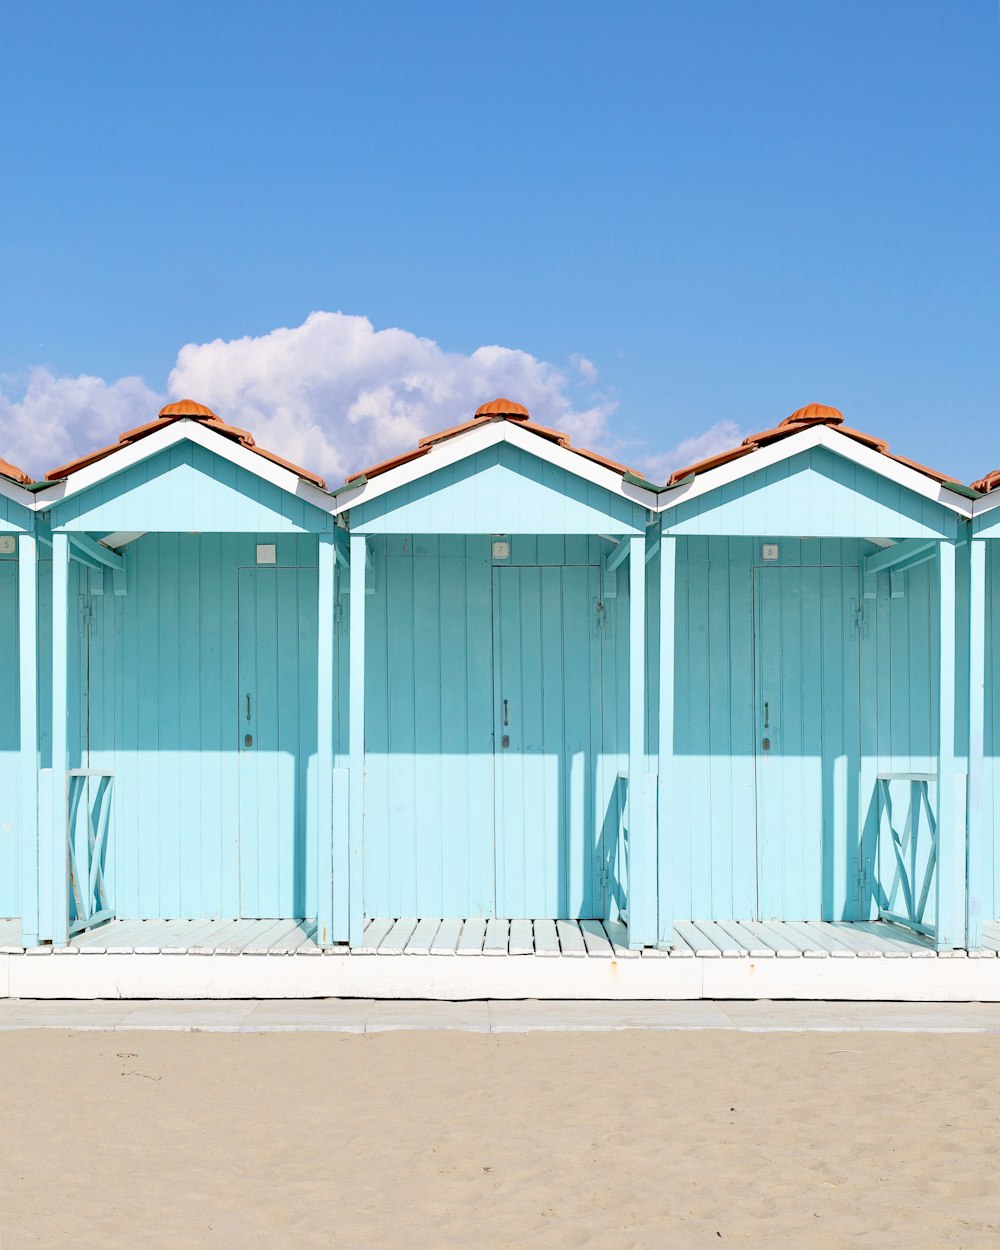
{"left": 850, "top": 598, "right": 867, "bottom": 639}
{"left": 593, "top": 598, "right": 613, "bottom": 638}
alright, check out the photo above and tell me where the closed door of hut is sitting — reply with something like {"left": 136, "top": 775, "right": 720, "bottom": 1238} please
{"left": 238, "top": 565, "right": 318, "bottom": 919}
{"left": 492, "top": 564, "right": 605, "bottom": 919}
{"left": 753, "top": 564, "right": 860, "bottom": 920}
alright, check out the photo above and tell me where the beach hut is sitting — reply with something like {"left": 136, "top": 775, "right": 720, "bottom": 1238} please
{"left": 32, "top": 401, "right": 343, "bottom": 947}
{"left": 653, "top": 405, "right": 975, "bottom": 952}
{"left": 0, "top": 456, "right": 40, "bottom": 944}
{"left": 333, "top": 399, "right": 660, "bottom": 948}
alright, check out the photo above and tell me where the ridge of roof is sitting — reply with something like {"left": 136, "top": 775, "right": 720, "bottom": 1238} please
{"left": 45, "top": 399, "right": 327, "bottom": 490}
{"left": 0, "top": 457, "right": 32, "bottom": 488}
{"left": 346, "top": 398, "right": 650, "bottom": 488}
{"left": 667, "top": 403, "right": 961, "bottom": 492}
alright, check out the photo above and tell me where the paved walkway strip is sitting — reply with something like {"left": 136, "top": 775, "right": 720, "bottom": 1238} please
{"left": 2, "top": 1000, "right": 1000, "bottom": 1033}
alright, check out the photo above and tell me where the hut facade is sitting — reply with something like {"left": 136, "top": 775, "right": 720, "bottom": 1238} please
{"left": 653, "top": 405, "right": 975, "bottom": 951}
{"left": 332, "top": 399, "right": 660, "bottom": 947}
{"left": 30, "top": 402, "right": 343, "bottom": 947}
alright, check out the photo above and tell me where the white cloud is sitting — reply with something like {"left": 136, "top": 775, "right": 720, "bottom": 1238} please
{"left": 0, "top": 368, "right": 163, "bottom": 478}
{"left": 637, "top": 419, "right": 745, "bottom": 484}
{"left": 0, "top": 311, "right": 734, "bottom": 486}
{"left": 167, "top": 312, "right": 621, "bottom": 485}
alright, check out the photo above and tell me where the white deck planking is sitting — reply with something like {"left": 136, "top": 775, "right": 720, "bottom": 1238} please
{"left": 3, "top": 916, "right": 1000, "bottom": 999}
{"left": 6, "top": 916, "right": 982, "bottom": 961}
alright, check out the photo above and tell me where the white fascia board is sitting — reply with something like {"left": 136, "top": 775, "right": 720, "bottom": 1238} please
{"left": 332, "top": 421, "right": 658, "bottom": 517}
{"left": 34, "top": 421, "right": 336, "bottom": 516}
{"left": 971, "top": 490, "right": 1000, "bottom": 520}
{"left": 657, "top": 426, "right": 972, "bottom": 518}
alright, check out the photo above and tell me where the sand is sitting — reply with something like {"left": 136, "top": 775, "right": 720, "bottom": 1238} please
{"left": 0, "top": 1028, "right": 998, "bottom": 1249}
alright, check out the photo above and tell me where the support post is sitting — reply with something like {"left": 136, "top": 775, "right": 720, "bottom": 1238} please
{"left": 626, "top": 535, "right": 651, "bottom": 948}
{"left": 348, "top": 534, "right": 367, "bottom": 947}
{"left": 50, "top": 532, "right": 69, "bottom": 947}
{"left": 967, "top": 538, "right": 986, "bottom": 950}
{"left": 315, "top": 533, "right": 335, "bottom": 947}
{"left": 657, "top": 532, "right": 676, "bottom": 949}
{"left": 17, "top": 534, "right": 39, "bottom": 946}
{"left": 935, "top": 539, "right": 962, "bottom": 949}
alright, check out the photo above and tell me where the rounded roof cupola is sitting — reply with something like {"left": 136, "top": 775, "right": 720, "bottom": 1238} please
{"left": 474, "top": 398, "right": 530, "bottom": 420}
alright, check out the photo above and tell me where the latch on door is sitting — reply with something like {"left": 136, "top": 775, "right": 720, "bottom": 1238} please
{"left": 245, "top": 734, "right": 253, "bottom": 748}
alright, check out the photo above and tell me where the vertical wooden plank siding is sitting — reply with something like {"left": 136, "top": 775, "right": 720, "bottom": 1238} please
{"left": 316, "top": 534, "right": 335, "bottom": 945}
{"left": 17, "top": 536, "right": 38, "bottom": 940}
{"left": 0, "top": 558, "right": 19, "bottom": 920}
{"left": 50, "top": 533, "right": 69, "bottom": 945}
{"left": 967, "top": 538, "right": 986, "bottom": 947}
{"left": 985, "top": 542, "right": 1000, "bottom": 920}
{"left": 349, "top": 534, "right": 367, "bottom": 946}
{"left": 935, "top": 540, "right": 961, "bottom": 948}
{"left": 627, "top": 536, "right": 650, "bottom": 947}
{"left": 657, "top": 534, "right": 676, "bottom": 946}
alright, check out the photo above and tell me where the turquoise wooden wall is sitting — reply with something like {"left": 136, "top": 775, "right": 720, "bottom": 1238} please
{"left": 63, "top": 532, "right": 339, "bottom": 920}
{"left": 361, "top": 534, "right": 630, "bottom": 919}
{"left": 648, "top": 535, "right": 947, "bottom": 922}
{"left": 352, "top": 443, "right": 647, "bottom": 536}
{"left": 667, "top": 446, "right": 961, "bottom": 540}
{"left": 0, "top": 554, "right": 19, "bottom": 917}
{"left": 984, "top": 541, "right": 1000, "bottom": 919}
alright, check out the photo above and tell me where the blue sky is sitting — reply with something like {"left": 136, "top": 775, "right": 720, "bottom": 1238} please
{"left": 0, "top": 1, "right": 997, "bottom": 483}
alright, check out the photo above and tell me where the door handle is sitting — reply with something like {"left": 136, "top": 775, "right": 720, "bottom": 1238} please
{"left": 764, "top": 701, "right": 769, "bottom": 729}
{"left": 503, "top": 698, "right": 509, "bottom": 727}
{"left": 246, "top": 694, "right": 251, "bottom": 722}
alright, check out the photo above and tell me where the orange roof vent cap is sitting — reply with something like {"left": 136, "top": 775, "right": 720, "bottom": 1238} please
{"left": 781, "top": 402, "right": 844, "bottom": 428}
{"left": 474, "top": 397, "right": 530, "bottom": 421}
{"left": 158, "top": 398, "right": 219, "bottom": 420}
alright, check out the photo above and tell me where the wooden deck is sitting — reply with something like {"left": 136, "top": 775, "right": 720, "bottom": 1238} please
{"left": 4, "top": 916, "right": 1000, "bottom": 999}
{"left": 3, "top": 915, "right": 989, "bottom": 957}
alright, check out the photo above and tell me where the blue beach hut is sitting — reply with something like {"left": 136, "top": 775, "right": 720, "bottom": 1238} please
{"left": 652, "top": 404, "right": 975, "bottom": 952}
{"left": 31, "top": 401, "right": 343, "bottom": 948}
{"left": 0, "top": 455, "right": 40, "bottom": 943}
{"left": 333, "top": 399, "right": 661, "bottom": 949}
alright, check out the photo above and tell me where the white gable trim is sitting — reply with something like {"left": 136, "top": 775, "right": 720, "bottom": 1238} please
{"left": 34, "top": 420, "right": 334, "bottom": 514}
{"left": 972, "top": 490, "right": 1000, "bottom": 520}
{"left": 333, "top": 420, "right": 659, "bottom": 516}
{"left": 658, "top": 425, "right": 972, "bottom": 518}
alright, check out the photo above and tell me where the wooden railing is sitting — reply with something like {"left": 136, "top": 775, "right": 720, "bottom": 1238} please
{"left": 874, "top": 773, "right": 937, "bottom": 939}
{"left": 614, "top": 769, "right": 629, "bottom": 924}
{"left": 67, "top": 769, "right": 114, "bottom": 936}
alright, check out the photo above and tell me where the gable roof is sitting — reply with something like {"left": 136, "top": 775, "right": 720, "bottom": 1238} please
{"left": 668, "top": 403, "right": 967, "bottom": 496}
{"left": 44, "top": 399, "right": 327, "bottom": 489}
{"left": 345, "top": 397, "right": 649, "bottom": 487}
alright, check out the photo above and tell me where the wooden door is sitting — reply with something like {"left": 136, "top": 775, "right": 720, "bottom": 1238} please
{"left": 492, "top": 565, "right": 604, "bottom": 918}
{"left": 238, "top": 566, "right": 318, "bottom": 919}
{"left": 753, "top": 565, "right": 860, "bottom": 920}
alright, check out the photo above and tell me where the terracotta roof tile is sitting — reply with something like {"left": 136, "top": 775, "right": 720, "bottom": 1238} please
{"left": 0, "top": 457, "right": 32, "bottom": 487}
{"left": 45, "top": 398, "right": 326, "bottom": 490}
{"left": 667, "top": 402, "right": 959, "bottom": 490}
{"left": 972, "top": 469, "right": 1000, "bottom": 495}
{"left": 348, "top": 397, "right": 650, "bottom": 487}
{"left": 474, "top": 398, "right": 530, "bottom": 419}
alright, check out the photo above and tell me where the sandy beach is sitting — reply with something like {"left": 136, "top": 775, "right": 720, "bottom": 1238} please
{"left": 0, "top": 1028, "right": 997, "bottom": 1249}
